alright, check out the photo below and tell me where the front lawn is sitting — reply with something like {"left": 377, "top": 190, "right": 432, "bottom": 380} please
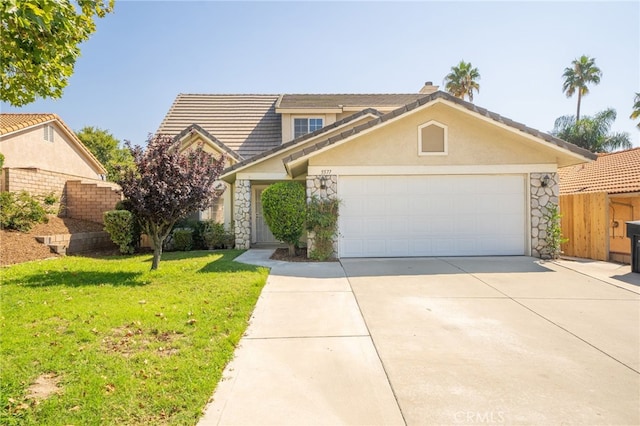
{"left": 0, "top": 250, "right": 269, "bottom": 425}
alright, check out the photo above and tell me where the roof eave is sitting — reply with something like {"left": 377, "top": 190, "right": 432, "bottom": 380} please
{"left": 283, "top": 92, "right": 597, "bottom": 170}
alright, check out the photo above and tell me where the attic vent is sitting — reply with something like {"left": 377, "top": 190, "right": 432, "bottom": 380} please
{"left": 418, "top": 121, "right": 447, "bottom": 155}
{"left": 43, "top": 125, "right": 54, "bottom": 142}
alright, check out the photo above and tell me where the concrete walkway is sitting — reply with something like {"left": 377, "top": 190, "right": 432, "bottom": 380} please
{"left": 200, "top": 251, "right": 639, "bottom": 425}
{"left": 199, "top": 250, "right": 404, "bottom": 425}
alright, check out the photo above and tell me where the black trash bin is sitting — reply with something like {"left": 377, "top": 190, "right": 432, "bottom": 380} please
{"left": 626, "top": 221, "right": 640, "bottom": 273}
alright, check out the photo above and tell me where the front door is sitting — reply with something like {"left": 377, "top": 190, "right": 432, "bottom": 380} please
{"left": 254, "top": 187, "right": 280, "bottom": 244}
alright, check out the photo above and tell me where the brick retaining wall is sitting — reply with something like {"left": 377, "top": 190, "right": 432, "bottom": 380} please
{"left": 1, "top": 167, "right": 122, "bottom": 223}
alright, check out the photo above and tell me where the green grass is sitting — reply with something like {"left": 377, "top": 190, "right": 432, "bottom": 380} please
{"left": 0, "top": 250, "right": 269, "bottom": 425}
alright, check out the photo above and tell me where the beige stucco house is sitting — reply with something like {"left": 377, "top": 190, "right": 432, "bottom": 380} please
{"left": 158, "top": 85, "right": 595, "bottom": 258}
{"left": 0, "top": 113, "right": 121, "bottom": 223}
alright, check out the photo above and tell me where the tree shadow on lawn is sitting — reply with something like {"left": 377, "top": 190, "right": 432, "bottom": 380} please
{"left": 142, "top": 250, "right": 229, "bottom": 263}
{"left": 8, "top": 270, "right": 145, "bottom": 288}
{"left": 198, "top": 251, "right": 266, "bottom": 274}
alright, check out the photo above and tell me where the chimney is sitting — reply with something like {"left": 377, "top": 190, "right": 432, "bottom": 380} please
{"left": 419, "top": 81, "right": 439, "bottom": 94}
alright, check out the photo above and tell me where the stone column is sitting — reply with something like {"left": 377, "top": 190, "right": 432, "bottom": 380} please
{"left": 234, "top": 179, "right": 251, "bottom": 249}
{"left": 530, "top": 172, "right": 559, "bottom": 258}
{"left": 306, "top": 174, "right": 338, "bottom": 257}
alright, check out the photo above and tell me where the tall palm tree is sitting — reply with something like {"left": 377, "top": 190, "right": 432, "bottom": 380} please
{"left": 631, "top": 92, "right": 640, "bottom": 129}
{"left": 552, "top": 108, "right": 632, "bottom": 153}
{"left": 562, "top": 55, "right": 602, "bottom": 121}
{"left": 444, "top": 60, "right": 480, "bottom": 102}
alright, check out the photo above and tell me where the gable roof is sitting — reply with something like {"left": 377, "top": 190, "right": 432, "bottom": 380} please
{"left": 221, "top": 108, "right": 382, "bottom": 178}
{"left": 157, "top": 94, "right": 282, "bottom": 159}
{"left": 174, "top": 124, "right": 244, "bottom": 163}
{"left": 558, "top": 147, "right": 640, "bottom": 195}
{"left": 0, "top": 113, "right": 107, "bottom": 174}
{"left": 277, "top": 94, "right": 427, "bottom": 110}
{"left": 283, "top": 91, "right": 597, "bottom": 172}
{"left": 0, "top": 113, "right": 58, "bottom": 135}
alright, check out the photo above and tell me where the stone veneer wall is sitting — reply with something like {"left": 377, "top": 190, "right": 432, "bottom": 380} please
{"left": 306, "top": 175, "right": 338, "bottom": 256}
{"left": 234, "top": 179, "right": 251, "bottom": 249}
{"left": 530, "top": 172, "right": 559, "bottom": 258}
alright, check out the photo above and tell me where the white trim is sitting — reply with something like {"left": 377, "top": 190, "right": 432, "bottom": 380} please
{"left": 308, "top": 164, "right": 558, "bottom": 176}
{"left": 236, "top": 172, "right": 292, "bottom": 181}
{"left": 417, "top": 120, "right": 448, "bottom": 156}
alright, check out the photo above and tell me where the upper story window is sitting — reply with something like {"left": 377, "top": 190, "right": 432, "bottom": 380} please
{"left": 43, "top": 125, "right": 54, "bottom": 142}
{"left": 418, "top": 121, "right": 447, "bottom": 155}
{"left": 294, "top": 118, "right": 323, "bottom": 139}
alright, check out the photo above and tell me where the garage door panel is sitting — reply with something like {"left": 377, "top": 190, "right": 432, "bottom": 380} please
{"left": 339, "top": 175, "right": 526, "bottom": 257}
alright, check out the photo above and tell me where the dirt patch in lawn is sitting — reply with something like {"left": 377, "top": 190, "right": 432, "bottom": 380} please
{"left": 269, "top": 247, "right": 337, "bottom": 262}
{"left": 102, "top": 325, "right": 184, "bottom": 357}
{"left": 1, "top": 216, "right": 106, "bottom": 266}
{"left": 26, "top": 373, "right": 63, "bottom": 401}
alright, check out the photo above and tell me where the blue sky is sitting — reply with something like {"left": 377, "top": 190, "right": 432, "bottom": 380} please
{"left": 2, "top": 1, "right": 639, "bottom": 147}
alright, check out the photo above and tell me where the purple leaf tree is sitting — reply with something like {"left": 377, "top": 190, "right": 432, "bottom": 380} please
{"left": 117, "top": 134, "right": 226, "bottom": 270}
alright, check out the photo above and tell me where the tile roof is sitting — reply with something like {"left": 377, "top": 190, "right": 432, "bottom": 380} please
{"left": 222, "top": 108, "right": 382, "bottom": 177}
{"left": 0, "top": 113, "right": 107, "bottom": 174}
{"left": 558, "top": 147, "right": 640, "bottom": 195}
{"left": 0, "top": 113, "right": 57, "bottom": 135}
{"left": 173, "top": 124, "right": 244, "bottom": 162}
{"left": 157, "top": 94, "right": 282, "bottom": 159}
{"left": 277, "top": 94, "right": 427, "bottom": 109}
{"left": 283, "top": 91, "right": 596, "bottom": 168}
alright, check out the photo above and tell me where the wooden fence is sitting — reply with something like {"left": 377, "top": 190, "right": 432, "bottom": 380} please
{"left": 559, "top": 192, "right": 608, "bottom": 261}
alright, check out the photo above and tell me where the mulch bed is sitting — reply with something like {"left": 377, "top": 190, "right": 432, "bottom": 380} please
{"left": 1, "top": 216, "right": 107, "bottom": 266}
{"left": 269, "top": 247, "right": 337, "bottom": 262}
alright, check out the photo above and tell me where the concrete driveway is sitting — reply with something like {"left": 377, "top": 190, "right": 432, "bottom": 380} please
{"left": 201, "top": 253, "right": 640, "bottom": 425}
{"left": 342, "top": 257, "right": 639, "bottom": 425}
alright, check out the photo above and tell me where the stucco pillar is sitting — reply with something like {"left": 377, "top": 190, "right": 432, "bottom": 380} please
{"left": 530, "top": 172, "right": 559, "bottom": 259}
{"left": 306, "top": 174, "right": 338, "bottom": 257}
{"left": 234, "top": 179, "right": 251, "bottom": 249}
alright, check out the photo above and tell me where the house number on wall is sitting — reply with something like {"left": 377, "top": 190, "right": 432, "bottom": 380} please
{"left": 320, "top": 170, "right": 332, "bottom": 176}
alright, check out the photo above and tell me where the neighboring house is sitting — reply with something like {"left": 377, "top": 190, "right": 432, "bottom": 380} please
{"left": 0, "top": 113, "right": 121, "bottom": 224}
{"left": 158, "top": 84, "right": 595, "bottom": 258}
{"left": 559, "top": 147, "right": 640, "bottom": 264}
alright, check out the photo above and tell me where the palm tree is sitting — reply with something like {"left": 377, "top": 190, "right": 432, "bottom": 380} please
{"left": 631, "top": 92, "right": 640, "bottom": 129}
{"left": 444, "top": 60, "right": 480, "bottom": 102}
{"left": 552, "top": 108, "right": 632, "bottom": 153}
{"left": 562, "top": 55, "right": 602, "bottom": 121}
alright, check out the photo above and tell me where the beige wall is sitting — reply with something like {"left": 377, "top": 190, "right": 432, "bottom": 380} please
{"left": 0, "top": 123, "right": 103, "bottom": 179}
{"left": 179, "top": 133, "right": 234, "bottom": 228}
{"left": 309, "top": 103, "right": 576, "bottom": 168}
{"left": 242, "top": 115, "right": 377, "bottom": 174}
{"left": 609, "top": 195, "right": 640, "bottom": 256}
{"left": 281, "top": 113, "right": 337, "bottom": 143}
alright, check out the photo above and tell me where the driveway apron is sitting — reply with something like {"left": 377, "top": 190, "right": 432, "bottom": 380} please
{"left": 199, "top": 250, "right": 404, "bottom": 425}
{"left": 342, "top": 256, "right": 640, "bottom": 425}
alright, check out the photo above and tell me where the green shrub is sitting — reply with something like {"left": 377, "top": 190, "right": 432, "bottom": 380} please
{"left": 103, "top": 210, "right": 135, "bottom": 254}
{"left": 0, "top": 152, "right": 4, "bottom": 168}
{"left": 115, "top": 199, "right": 141, "bottom": 249}
{"left": 306, "top": 196, "right": 340, "bottom": 261}
{"left": 0, "top": 191, "right": 49, "bottom": 232}
{"left": 174, "top": 218, "right": 207, "bottom": 249}
{"left": 262, "top": 182, "right": 306, "bottom": 256}
{"left": 202, "top": 221, "right": 235, "bottom": 249}
{"left": 542, "top": 203, "right": 568, "bottom": 260}
{"left": 172, "top": 229, "right": 193, "bottom": 251}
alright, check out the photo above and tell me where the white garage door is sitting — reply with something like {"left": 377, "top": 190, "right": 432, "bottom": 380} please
{"left": 339, "top": 175, "right": 526, "bottom": 257}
